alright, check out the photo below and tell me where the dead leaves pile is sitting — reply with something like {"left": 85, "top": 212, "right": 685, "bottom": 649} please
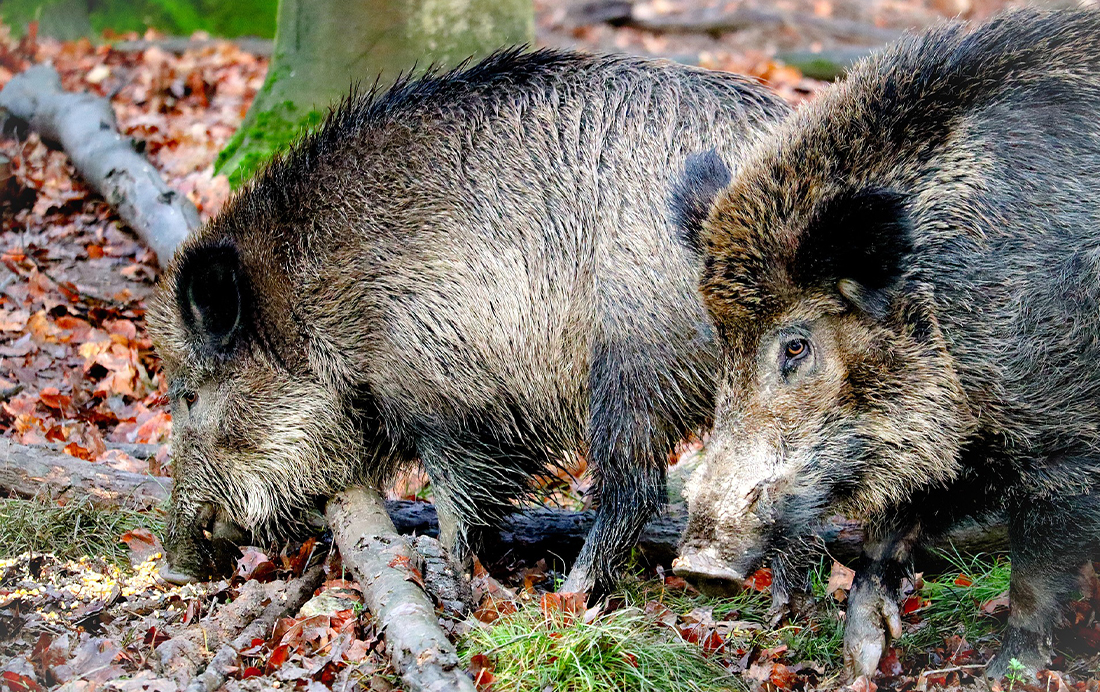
{"left": 0, "top": 23, "right": 266, "bottom": 467}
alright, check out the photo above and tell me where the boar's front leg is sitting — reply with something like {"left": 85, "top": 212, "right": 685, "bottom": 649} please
{"left": 560, "top": 345, "right": 673, "bottom": 595}
{"left": 416, "top": 438, "right": 520, "bottom": 590}
{"left": 986, "top": 488, "right": 1100, "bottom": 680}
{"left": 843, "top": 521, "right": 919, "bottom": 679}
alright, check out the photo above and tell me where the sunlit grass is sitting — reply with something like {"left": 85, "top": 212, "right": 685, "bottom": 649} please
{"left": 459, "top": 602, "right": 743, "bottom": 692}
{"left": 897, "top": 550, "right": 1011, "bottom": 653}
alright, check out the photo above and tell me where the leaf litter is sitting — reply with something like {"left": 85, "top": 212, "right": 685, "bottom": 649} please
{"left": 0, "top": 4, "right": 1098, "bottom": 691}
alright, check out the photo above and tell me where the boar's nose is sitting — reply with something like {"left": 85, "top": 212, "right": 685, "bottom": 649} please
{"left": 158, "top": 562, "right": 200, "bottom": 585}
{"left": 160, "top": 501, "right": 219, "bottom": 585}
{"left": 672, "top": 549, "right": 745, "bottom": 597}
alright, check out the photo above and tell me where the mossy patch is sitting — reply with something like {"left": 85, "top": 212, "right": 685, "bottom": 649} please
{"left": 215, "top": 99, "right": 325, "bottom": 188}
{"left": 0, "top": 0, "right": 276, "bottom": 39}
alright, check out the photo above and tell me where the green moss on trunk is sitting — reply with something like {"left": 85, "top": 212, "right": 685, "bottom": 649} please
{"left": 215, "top": 99, "right": 323, "bottom": 188}
{"left": 216, "top": 0, "right": 534, "bottom": 188}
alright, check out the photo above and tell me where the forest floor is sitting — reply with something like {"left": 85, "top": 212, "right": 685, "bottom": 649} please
{"left": 1, "top": 1, "right": 1099, "bottom": 690}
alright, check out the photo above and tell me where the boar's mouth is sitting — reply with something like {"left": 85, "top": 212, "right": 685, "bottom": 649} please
{"left": 160, "top": 502, "right": 247, "bottom": 585}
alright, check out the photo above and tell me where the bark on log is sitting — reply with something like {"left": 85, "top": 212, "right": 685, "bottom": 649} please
{"left": 0, "top": 441, "right": 1007, "bottom": 572}
{"left": 184, "top": 566, "right": 325, "bottom": 692}
{"left": 0, "top": 64, "right": 200, "bottom": 265}
{"left": 109, "top": 37, "right": 275, "bottom": 57}
{"left": 0, "top": 438, "right": 170, "bottom": 511}
{"left": 326, "top": 487, "right": 476, "bottom": 692}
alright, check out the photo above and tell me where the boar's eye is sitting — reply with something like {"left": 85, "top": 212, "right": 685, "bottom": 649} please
{"left": 785, "top": 339, "right": 808, "bottom": 359}
{"left": 183, "top": 391, "right": 197, "bottom": 407}
{"left": 781, "top": 338, "right": 811, "bottom": 373}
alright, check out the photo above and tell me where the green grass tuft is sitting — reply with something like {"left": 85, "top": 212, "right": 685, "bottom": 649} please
{"left": 459, "top": 603, "right": 743, "bottom": 692}
{"left": 898, "top": 550, "right": 1011, "bottom": 653}
{"left": 0, "top": 497, "right": 163, "bottom": 565}
{"left": 624, "top": 558, "right": 846, "bottom": 668}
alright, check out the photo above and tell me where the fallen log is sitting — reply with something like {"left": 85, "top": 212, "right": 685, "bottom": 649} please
{"left": 575, "top": 2, "right": 904, "bottom": 45}
{"left": 0, "top": 438, "right": 170, "bottom": 511}
{"left": 109, "top": 36, "right": 274, "bottom": 57}
{"left": 0, "top": 64, "right": 200, "bottom": 265}
{"left": 0, "top": 440, "right": 1008, "bottom": 572}
{"left": 326, "top": 487, "right": 476, "bottom": 692}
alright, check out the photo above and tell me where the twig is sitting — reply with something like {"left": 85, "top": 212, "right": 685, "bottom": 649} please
{"left": 0, "top": 384, "right": 24, "bottom": 400}
{"left": 916, "top": 663, "right": 988, "bottom": 690}
{"left": 184, "top": 566, "right": 325, "bottom": 692}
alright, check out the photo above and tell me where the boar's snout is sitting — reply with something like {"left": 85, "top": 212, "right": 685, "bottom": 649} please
{"left": 672, "top": 547, "right": 747, "bottom": 597}
{"left": 158, "top": 562, "right": 200, "bottom": 586}
{"left": 161, "top": 502, "right": 246, "bottom": 585}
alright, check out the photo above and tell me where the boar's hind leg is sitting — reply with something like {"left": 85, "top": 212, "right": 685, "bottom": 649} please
{"left": 560, "top": 347, "right": 676, "bottom": 596}
{"left": 416, "top": 438, "right": 535, "bottom": 577}
{"left": 987, "top": 490, "right": 1100, "bottom": 680}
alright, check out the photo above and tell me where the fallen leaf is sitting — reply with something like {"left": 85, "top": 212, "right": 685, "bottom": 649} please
{"left": 235, "top": 547, "right": 276, "bottom": 582}
{"left": 744, "top": 568, "right": 773, "bottom": 592}
{"left": 120, "top": 528, "right": 162, "bottom": 567}
{"left": 827, "top": 560, "right": 856, "bottom": 601}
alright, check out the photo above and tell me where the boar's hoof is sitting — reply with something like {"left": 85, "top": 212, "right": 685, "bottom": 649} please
{"left": 671, "top": 552, "right": 745, "bottom": 597}
{"left": 984, "top": 628, "right": 1050, "bottom": 682}
{"left": 158, "top": 562, "right": 200, "bottom": 585}
{"left": 842, "top": 584, "right": 902, "bottom": 680}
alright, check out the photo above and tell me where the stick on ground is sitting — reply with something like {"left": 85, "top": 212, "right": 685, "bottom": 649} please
{"left": 575, "top": 2, "right": 903, "bottom": 44}
{"left": 326, "top": 486, "right": 476, "bottom": 692}
{"left": 185, "top": 566, "right": 326, "bottom": 692}
{"left": 0, "top": 64, "right": 200, "bottom": 265}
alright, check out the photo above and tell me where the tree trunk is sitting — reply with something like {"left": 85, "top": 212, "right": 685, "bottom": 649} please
{"left": 216, "top": 0, "right": 534, "bottom": 186}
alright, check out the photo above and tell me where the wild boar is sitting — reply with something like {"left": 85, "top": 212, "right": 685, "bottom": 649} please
{"left": 673, "top": 10, "right": 1100, "bottom": 679}
{"left": 147, "top": 48, "right": 789, "bottom": 595}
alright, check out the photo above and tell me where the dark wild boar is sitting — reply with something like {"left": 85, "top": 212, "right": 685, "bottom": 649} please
{"left": 673, "top": 10, "right": 1100, "bottom": 680}
{"left": 147, "top": 48, "right": 789, "bottom": 595}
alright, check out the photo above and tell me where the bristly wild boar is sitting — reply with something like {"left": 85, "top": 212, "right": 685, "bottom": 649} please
{"left": 673, "top": 10, "right": 1100, "bottom": 680}
{"left": 147, "top": 48, "right": 790, "bottom": 595}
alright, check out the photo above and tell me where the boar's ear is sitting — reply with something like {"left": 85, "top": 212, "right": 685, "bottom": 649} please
{"left": 175, "top": 243, "right": 249, "bottom": 355}
{"left": 671, "top": 149, "right": 732, "bottom": 255}
{"left": 794, "top": 187, "right": 912, "bottom": 319}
